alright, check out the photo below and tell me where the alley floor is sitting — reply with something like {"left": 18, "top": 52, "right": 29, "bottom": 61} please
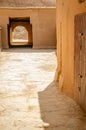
{"left": 0, "top": 48, "right": 86, "bottom": 130}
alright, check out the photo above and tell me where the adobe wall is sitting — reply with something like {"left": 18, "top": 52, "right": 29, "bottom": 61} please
{"left": 56, "top": 0, "right": 86, "bottom": 98}
{"left": 0, "top": 27, "right": 2, "bottom": 50}
{"left": 0, "top": 8, "right": 56, "bottom": 49}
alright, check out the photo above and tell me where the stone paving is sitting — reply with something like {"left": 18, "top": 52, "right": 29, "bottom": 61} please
{"left": 0, "top": 48, "right": 86, "bottom": 130}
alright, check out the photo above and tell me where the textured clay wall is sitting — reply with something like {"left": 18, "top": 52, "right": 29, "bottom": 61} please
{"left": 0, "top": 8, "right": 56, "bottom": 49}
{"left": 56, "top": 0, "right": 86, "bottom": 98}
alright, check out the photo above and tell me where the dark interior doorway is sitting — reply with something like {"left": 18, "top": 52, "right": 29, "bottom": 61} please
{"left": 8, "top": 17, "right": 33, "bottom": 48}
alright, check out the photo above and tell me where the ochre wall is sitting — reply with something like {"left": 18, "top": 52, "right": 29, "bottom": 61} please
{"left": 0, "top": 8, "right": 56, "bottom": 49}
{"left": 56, "top": 0, "right": 86, "bottom": 98}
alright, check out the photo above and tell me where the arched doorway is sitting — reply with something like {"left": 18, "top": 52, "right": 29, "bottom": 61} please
{"left": 12, "top": 26, "right": 28, "bottom": 45}
{"left": 8, "top": 17, "right": 33, "bottom": 48}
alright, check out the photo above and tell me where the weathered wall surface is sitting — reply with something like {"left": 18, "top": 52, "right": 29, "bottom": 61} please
{"left": 0, "top": 27, "right": 2, "bottom": 50}
{"left": 0, "top": 8, "right": 56, "bottom": 49}
{"left": 56, "top": 0, "right": 86, "bottom": 98}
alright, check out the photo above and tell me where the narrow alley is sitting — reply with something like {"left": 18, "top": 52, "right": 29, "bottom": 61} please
{"left": 0, "top": 49, "right": 86, "bottom": 130}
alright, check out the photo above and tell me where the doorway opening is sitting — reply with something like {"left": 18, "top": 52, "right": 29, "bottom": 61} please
{"left": 8, "top": 17, "right": 33, "bottom": 48}
{"left": 12, "top": 26, "right": 28, "bottom": 44}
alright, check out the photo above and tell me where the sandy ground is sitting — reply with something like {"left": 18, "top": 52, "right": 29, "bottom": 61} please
{"left": 0, "top": 48, "right": 86, "bottom": 130}
{"left": 0, "top": 0, "right": 56, "bottom": 7}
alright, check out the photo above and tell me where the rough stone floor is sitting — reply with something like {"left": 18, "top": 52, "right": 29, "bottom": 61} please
{"left": 0, "top": 48, "right": 86, "bottom": 130}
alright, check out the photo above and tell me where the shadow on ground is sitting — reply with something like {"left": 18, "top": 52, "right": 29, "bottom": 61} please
{"left": 38, "top": 81, "right": 86, "bottom": 130}
{"left": 2, "top": 48, "right": 55, "bottom": 53}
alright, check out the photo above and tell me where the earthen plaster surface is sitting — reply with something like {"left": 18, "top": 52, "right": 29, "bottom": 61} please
{"left": 56, "top": 0, "right": 86, "bottom": 97}
{"left": 0, "top": 8, "right": 56, "bottom": 49}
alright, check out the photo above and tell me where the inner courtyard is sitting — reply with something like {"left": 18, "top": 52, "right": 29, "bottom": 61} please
{"left": 0, "top": 49, "right": 86, "bottom": 130}
{"left": 0, "top": 0, "right": 86, "bottom": 129}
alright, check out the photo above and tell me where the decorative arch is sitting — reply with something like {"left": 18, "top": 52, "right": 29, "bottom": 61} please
{"left": 8, "top": 17, "right": 33, "bottom": 47}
